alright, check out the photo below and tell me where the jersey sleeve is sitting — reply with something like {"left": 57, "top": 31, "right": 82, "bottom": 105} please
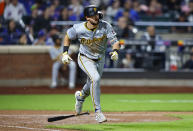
{"left": 106, "top": 22, "right": 118, "bottom": 45}
{"left": 66, "top": 25, "right": 77, "bottom": 40}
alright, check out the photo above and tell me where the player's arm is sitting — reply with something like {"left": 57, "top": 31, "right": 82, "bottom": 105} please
{"left": 107, "top": 23, "right": 120, "bottom": 61}
{"left": 62, "top": 26, "right": 77, "bottom": 64}
{"left": 112, "top": 41, "right": 120, "bottom": 51}
{"left": 62, "top": 34, "right": 72, "bottom": 64}
{"left": 63, "top": 34, "right": 70, "bottom": 48}
{"left": 110, "top": 41, "right": 120, "bottom": 61}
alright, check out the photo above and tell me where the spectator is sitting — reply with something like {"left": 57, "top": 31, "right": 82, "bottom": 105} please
{"left": 188, "top": 0, "right": 193, "bottom": 20}
{"left": 68, "top": 0, "right": 83, "bottom": 20}
{"left": 0, "top": 0, "right": 10, "bottom": 16}
{"left": 32, "top": 29, "right": 46, "bottom": 45}
{"left": 49, "top": 5, "right": 57, "bottom": 20}
{"left": 106, "top": 0, "right": 121, "bottom": 23}
{"left": 19, "top": 0, "right": 35, "bottom": 15}
{"left": 138, "top": 0, "right": 147, "bottom": 5}
{"left": 60, "top": 0, "right": 70, "bottom": 6}
{"left": 82, "top": 0, "right": 90, "bottom": 6}
{"left": 89, "top": 0, "right": 102, "bottom": 7}
{"left": 141, "top": 26, "right": 162, "bottom": 52}
{"left": 4, "top": 0, "right": 26, "bottom": 22}
{"left": 172, "top": 12, "right": 189, "bottom": 33}
{"left": 58, "top": 8, "right": 69, "bottom": 21}
{"left": 33, "top": 7, "right": 52, "bottom": 33}
{"left": 115, "top": 0, "right": 140, "bottom": 21}
{"left": 141, "top": 26, "right": 165, "bottom": 70}
{"left": 18, "top": 6, "right": 37, "bottom": 44}
{"left": 33, "top": 28, "right": 59, "bottom": 46}
{"left": 114, "top": 16, "right": 135, "bottom": 39}
{"left": 179, "top": 0, "right": 193, "bottom": 32}
{"left": 142, "top": 26, "right": 161, "bottom": 40}
{"left": 122, "top": 49, "right": 134, "bottom": 68}
{"left": 49, "top": 35, "right": 77, "bottom": 89}
{"left": 18, "top": 33, "right": 28, "bottom": 45}
{"left": 133, "top": 0, "right": 142, "bottom": 15}
{"left": 57, "top": 8, "right": 71, "bottom": 31}
{"left": 147, "top": 0, "right": 162, "bottom": 16}
{"left": 1, "top": 19, "right": 22, "bottom": 45}
{"left": 30, "top": 0, "right": 46, "bottom": 16}
{"left": 22, "top": 5, "right": 38, "bottom": 33}
{"left": 52, "top": 0, "right": 61, "bottom": 9}
{"left": 182, "top": 48, "right": 193, "bottom": 69}
{"left": 50, "top": 0, "right": 63, "bottom": 21}
{"left": 165, "top": 0, "right": 181, "bottom": 13}
{"left": 67, "top": 6, "right": 78, "bottom": 21}
{"left": 46, "top": 27, "right": 60, "bottom": 46}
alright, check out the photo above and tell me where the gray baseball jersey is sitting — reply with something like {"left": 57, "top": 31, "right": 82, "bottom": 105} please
{"left": 67, "top": 20, "right": 118, "bottom": 112}
{"left": 67, "top": 20, "right": 118, "bottom": 59}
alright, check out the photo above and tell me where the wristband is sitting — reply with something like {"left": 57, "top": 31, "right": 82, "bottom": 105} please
{"left": 63, "top": 46, "right": 69, "bottom": 53}
{"left": 113, "top": 49, "right": 119, "bottom": 54}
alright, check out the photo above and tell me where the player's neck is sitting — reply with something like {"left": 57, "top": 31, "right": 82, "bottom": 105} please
{"left": 86, "top": 22, "right": 97, "bottom": 30}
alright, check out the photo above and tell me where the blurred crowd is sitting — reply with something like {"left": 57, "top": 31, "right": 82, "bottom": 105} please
{"left": 0, "top": 0, "right": 193, "bottom": 45}
{"left": 0, "top": 0, "right": 193, "bottom": 71}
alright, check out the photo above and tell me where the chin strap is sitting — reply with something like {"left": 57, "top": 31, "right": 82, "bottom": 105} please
{"left": 98, "top": 11, "right": 103, "bottom": 19}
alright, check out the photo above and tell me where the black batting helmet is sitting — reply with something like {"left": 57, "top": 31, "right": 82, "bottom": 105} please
{"left": 84, "top": 5, "right": 103, "bottom": 19}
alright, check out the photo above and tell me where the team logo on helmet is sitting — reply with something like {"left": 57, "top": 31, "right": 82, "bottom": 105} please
{"left": 94, "top": 8, "right": 97, "bottom": 12}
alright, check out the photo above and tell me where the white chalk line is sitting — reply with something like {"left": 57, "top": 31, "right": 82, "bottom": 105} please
{"left": 118, "top": 99, "right": 193, "bottom": 103}
{"left": 0, "top": 125, "right": 60, "bottom": 131}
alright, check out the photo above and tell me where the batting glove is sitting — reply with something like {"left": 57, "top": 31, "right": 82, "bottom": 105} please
{"left": 62, "top": 51, "right": 72, "bottom": 64}
{"left": 109, "top": 50, "right": 118, "bottom": 61}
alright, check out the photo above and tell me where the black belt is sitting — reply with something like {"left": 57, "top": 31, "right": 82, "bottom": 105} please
{"left": 80, "top": 53, "right": 99, "bottom": 62}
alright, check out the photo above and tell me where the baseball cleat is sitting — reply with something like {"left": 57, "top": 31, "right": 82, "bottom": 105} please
{"left": 95, "top": 111, "right": 107, "bottom": 123}
{"left": 75, "top": 91, "right": 84, "bottom": 114}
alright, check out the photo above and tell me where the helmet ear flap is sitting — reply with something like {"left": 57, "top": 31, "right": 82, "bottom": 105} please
{"left": 98, "top": 11, "right": 103, "bottom": 19}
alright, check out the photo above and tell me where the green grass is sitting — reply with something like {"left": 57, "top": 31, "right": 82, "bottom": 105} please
{"left": 47, "top": 114, "right": 193, "bottom": 131}
{"left": 0, "top": 94, "right": 193, "bottom": 111}
{"left": 1, "top": 94, "right": 193, "bottom": 131}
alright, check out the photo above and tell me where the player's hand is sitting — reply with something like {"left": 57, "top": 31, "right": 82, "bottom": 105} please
{"left": 109, "top": 50, "right": 118, "bottom": 61}
{"left": 62, "top": 51, "right": 72, "bottom": 64}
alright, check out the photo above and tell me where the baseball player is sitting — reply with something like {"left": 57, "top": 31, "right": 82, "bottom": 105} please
{"left": 62, "top": 5, "right": 120, "bottom": 123}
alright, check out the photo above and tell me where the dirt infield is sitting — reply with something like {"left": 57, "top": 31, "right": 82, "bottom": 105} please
{"left": 1, "top": 110, "right": 193, "bottom": 131}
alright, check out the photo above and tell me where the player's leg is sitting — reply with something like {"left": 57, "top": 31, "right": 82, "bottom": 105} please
{"left": 97, "top": 60, "right": 105, "bottom": 77}
{"left": 78, "top": 54, "right": 102, "bottom": 112}
{"left": 82, "top": 77, "right": 91, "bottom": 97}
{"left": 76, "top": 54, "right": 106, "bottom": 123}
{"left": 94, "top": 59, "right": 107, "bottom": 123}
{"left": 74, "top": 77, "right": 91, "bottom": 114}
{"left": 68, "top": 60, "right": 76, "bottom": 89}
{"left": 75, "top": 54, "right": 95, "bottom": 114}
{"left": 94, "top": 59, "right": 105, "bottom": 100}
{"left": 51, "top": 62, "right": 62, "bottom": 88}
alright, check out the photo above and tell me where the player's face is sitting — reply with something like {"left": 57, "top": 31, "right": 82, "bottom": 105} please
{"left": 86, "top": 14, "right": 99, "bottom": 25}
